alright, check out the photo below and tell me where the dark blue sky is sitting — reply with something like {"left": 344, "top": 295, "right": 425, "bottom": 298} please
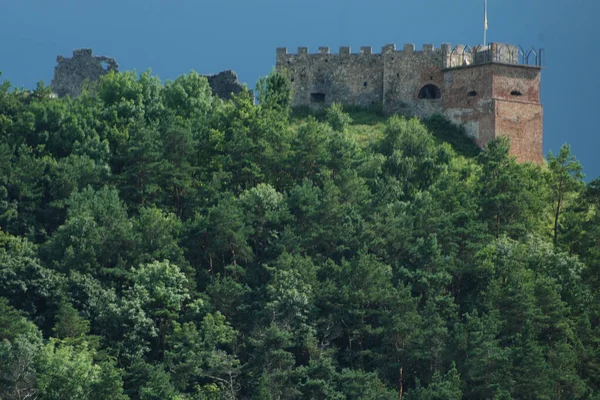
{"left": 1, "top": 0, "right": 598, "bottom": 178}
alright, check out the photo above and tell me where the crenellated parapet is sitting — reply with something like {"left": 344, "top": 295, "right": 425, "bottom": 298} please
{"left": 277, "top": 43, "right": 449, "bottom": 57}
{"left": 277, "top": 42, "right": 543, "bottom": 70}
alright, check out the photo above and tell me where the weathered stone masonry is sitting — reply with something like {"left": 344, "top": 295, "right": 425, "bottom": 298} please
{"left": 204, "top": 70, "right": 250, "bottom": 100}
{"left": 276, "top": 43, "right": 544, "bottom": 164}
{"left": 51, "top": 49, "right": 118, "bottom": 98}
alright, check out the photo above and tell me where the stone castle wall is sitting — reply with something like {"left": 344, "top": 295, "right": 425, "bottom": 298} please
{"left": 276, "top": 47, "right": 384, "bottom": 108}
{"left": 381, "top": 44, "right": 446, "bottom": 116}
{"left": 276, "top": 42, "right": 544, "bottom": 163}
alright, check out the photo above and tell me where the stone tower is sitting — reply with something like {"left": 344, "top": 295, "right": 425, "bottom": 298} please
{"left": 276, "top": 42, "right": 544, "bottom": 164}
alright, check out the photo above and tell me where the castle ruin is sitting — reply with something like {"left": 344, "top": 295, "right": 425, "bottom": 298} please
{"left": 51, "top": 49, "right": 118, "bottom": 97}
{"left": 276, "top": 42, "right": 544, "bottom": 164}
{"left": 50, "top": 49, "right": 249, "bottom": 101}
{"left": 48, "top": 44, "right": 544, "bottom": 164}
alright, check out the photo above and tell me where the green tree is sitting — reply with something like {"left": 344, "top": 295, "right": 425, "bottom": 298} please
{"left": 42, "top": 186, "right": 134, "bottom": 280}
{"left": 52, "top": 301, "right": 92, "bottom": 346}
{"left": 0, "top": 229, "right": 64, "bottom": 333}
{"left": 380, "top": 116, "right": 452, "bottom": 200}
{"left": 116, "top": 123, "right": 166, "bottom": 208}
{"left": 478, "top": 137, "right": 547, "bottom": 238}
{"left": 36, "top": 340, "right": 127, "bottom": 400}
{"left": 256, "top": 70, "right": 291, "bottom": 114}
{"left": 166, "top": 313, "right": 240, "bottom": 398}
{"left": 162, "top": 71, "right": 215, "bottom": 122}
{"left": 407, "top": 362, "right": 462, "bottom": 400}
{"left": 125, "top": 260, "right": 190, "bottom": 360}
{"left": 462, "top": 311, "right": 512, "bottom": 399}
{"left": 547, "top": 144, "right": 585, "bottom": 246}
{"left": 0, "top": 335, "right": 41, "bottom": 400}
{"left": 326, "top": 103, "right": 353, "bottom": 132}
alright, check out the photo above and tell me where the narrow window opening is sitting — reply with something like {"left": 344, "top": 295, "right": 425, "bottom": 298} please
{"left": 291, "top": 78, "right": 295, "bottom": 82}
{"left": 468, "top": 90, "right": 477, "bottom": 97}
{"left": 396, "top": 73, "right": 400, "bottom": 78}
{"left": 363, "top": 82, "right": 368, "bottom": 87}
{"left": 511, "top": 90, "right": 523, "bottom": 96}
{"left": 430, "top": 76, "right": 433, "bottom": 80}
{"left": 310, "top": 93, "right": 326, "bottom": 103}
{"left": 418, "top": 84, "right": 441, "bottom": 100}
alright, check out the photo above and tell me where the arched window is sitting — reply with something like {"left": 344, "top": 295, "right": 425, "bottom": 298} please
{"left": 418, "top": 84, "right": 441, "bottom": 100}
{"left": 511, "top": 90, "right": 523, "bottom": 96}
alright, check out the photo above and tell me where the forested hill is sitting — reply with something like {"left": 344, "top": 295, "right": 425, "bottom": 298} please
{"left": 1, "top": 69, "right": 599, "bottom": 400}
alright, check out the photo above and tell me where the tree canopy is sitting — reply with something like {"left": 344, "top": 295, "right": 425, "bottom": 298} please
{"left": 1, "top": 69, "right": 599, "bottom": 399}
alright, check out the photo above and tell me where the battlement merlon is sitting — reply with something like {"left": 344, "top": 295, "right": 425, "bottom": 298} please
{"left": 73, "top": 48, "right": 93, "bottom": 57}
{"left": 276, "top": 43, "right": 453, "bottom": 56}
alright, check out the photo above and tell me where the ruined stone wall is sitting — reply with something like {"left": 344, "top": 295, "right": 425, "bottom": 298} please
{"left": 204, "top": 70, "right": 249, "bottom": 100}
{"left": 51, "top": 49, "right": 249, "bottom": 101}
{"left": 276, "top": 47, "right": 384, "bottom": 108}
{"left": 51, "top": 49, "right": 118, "bottom": 97}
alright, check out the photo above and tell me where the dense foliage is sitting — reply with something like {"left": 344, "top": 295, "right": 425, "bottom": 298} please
{"left": 1, "top": 69, "right": 599, "bottom": 399}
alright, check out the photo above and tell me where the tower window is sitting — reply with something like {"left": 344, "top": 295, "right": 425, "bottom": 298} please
{"left": 310, "top": 93, "right": 326, "bottom": 103}
{"left": 511, "top": 90, "right": 523, "bottom": 96}
{"left": 364, "top": 82, "right": 368, "bottom": 87}
{"left": 468, "top": 90, "right": 477, "bottom": 97}
{"left": 418, "top": 84, "right": 441, "bottom": 100}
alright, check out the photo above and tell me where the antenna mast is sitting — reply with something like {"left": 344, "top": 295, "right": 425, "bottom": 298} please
{"left": 484, "top": 0, "right": 488, "bottom": 46}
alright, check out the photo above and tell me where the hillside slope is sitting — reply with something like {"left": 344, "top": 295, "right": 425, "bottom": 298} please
{"left": 0, "top": 70, "right": 599, "bottom": 399}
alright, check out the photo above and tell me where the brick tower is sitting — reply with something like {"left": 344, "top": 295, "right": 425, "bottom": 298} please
{"left": 442, "top": 43, "right": 543, "bottom": 164}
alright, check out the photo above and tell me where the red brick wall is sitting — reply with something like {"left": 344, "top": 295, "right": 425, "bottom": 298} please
{"left": 442, "top": 65, "right": 496, "bottom": 145}
{"left": 443, "top": 64, "right": 495, "bottom": 109}
{"left": 491, "top": 64, "right": 541, "bottom": 103}
{"left": 495, "top": 99, "right": 544, "bottom": 164}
